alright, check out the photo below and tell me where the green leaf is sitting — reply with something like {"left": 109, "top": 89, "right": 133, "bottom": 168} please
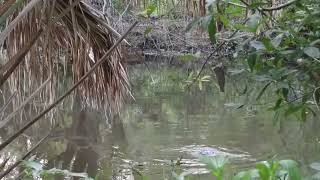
{"left": 303, "top": 47, "right": 320, "bottom": 58}
{"left": 247, "top": 53, "right": 257, "bottom": 72}
{"left": 271, "top": 98, "right": 283, "bottom": 111}
{"left": 279, "top": 160, "right": 301, "bottom": 180}
{"left": 23, "top": 161, "right": 43, "bottom": 172}
{"left": 281, "top": 88, "right": 289, "bottom": 99}
{"left": 198, "top": 155, "right": 228, "bottom": 180}
{"left": 256, "top": 82, "right": 272, "bottom": 100}
{"left": 285, "top": 105, "right": 302, "bottom": 117}
{"left": 262, "top": 37, "right": 273, "bottom": 52}
{"left": 271, "top": 34, "right": 284, "bottom": 48}
{"left": 146, "top": 5, "right": 156, "bottom": 16}
{"left": 208, "top": 15, "right": 217, "bottom": 44}
{"left": 247, "top": 14, "right": 261, "bottom": 33}
{"left": 256, "top": 162, "right": 270, "bottom": 180}
{"left": 219, "top": 15, "right": 229, "bottom": 28}
{"left": 233, "top": 171, "right": 251, "bottom": 180}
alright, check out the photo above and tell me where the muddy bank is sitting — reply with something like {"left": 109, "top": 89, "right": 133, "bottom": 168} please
{"left": 124, "top": 19, "right": 247, "bottom": 64}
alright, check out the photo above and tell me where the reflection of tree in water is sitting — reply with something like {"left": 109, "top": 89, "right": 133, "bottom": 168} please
{"left": 49, "top": 108, "right": 99, "bottom": 179}
{"left": 46, "top": 95, "right": 128, "bottom": 179}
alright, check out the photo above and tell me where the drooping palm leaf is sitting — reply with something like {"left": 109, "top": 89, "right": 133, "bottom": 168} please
{"left": 0, "top": 0, "right": 130, "bottom": 116}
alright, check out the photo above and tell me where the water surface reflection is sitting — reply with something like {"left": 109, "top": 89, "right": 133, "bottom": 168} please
{"left": 2, "top": 65, "right": 320, "bottom": 179}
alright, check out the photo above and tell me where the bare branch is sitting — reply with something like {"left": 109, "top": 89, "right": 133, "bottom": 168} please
{"left": 262, "top": 0, "right": 297, "bottom": 11}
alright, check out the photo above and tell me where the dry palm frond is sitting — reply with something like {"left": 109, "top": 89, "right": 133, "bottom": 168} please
{"left": 1, "top": 0, "right": 130, "bottom": 118}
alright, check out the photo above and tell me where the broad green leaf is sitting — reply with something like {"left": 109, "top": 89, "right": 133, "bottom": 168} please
{"left": 271, "top": 34, "right": 284, "bottom": 48}
{"left": 208, "top": 15, "right": 217, "bottom": 44}
{"left": 262, "top": 37, "right": 273, "bottom": 51}
{"left": 198, "top": 155, "right": 228, "bottom": 170}
{"left": 279, "top": 160, "right": 301, "bottom": 180}
{"left": 247, "top": 14, "right": 261, "bottom": 33}
{"left": 23, "top": 160, "right": 43, "bottom": 172}
{"left": 219, "top": 15, "right": 230, "bottom": 28}
{"left": 285, "top": 105, "right": 302, "bottom": 117}
{"left": 198, "top": 155, "right": 228, "bottom": 179}
{"left": 256, "top": 162, "right": 270, "bottom": 180}
{"left": 304, "top": 47, "right": 320, "bottom": 58}
{"left": 271, "top": 98, "right": 283, "bottom": 111}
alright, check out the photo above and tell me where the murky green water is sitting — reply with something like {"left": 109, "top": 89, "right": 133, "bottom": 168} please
{"left": 2, "top": 61, "right": 320, "bottom": 179}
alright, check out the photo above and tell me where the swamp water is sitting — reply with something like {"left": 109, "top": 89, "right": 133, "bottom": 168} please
{"left": 1, "top": 59, "right": 320, "bottom": 179}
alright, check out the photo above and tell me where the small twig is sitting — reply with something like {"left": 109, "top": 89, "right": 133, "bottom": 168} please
{"left": 312, "top": 57, "right": 320, "bottom": 64}
{"left": 194, "top": 30, "right": 240, "bottom": 81}
{"left": 0, "top": 21, "right": 138, "bottom": 151}
{"left": 226, "top": 1, "right": 246, "bottom": 8}
{"left": 0, "top": 133, "right": 50, "bottom": 179}
{"left": 262, "top": 0, "right": 297, "bottom": 11}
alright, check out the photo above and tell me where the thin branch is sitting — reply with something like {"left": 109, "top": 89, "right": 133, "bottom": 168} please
{"left": 239, "top": 0, "right": 275, "bottom": 27}
{"left": 262, "top": 0, "right": 296, "bottom": 11}
{"left": 0, "top": 21, "right": 138, "bottom": 151}
{"left": 0, "top": 133, "right": 50, "bottom": 179}
{"left": 0, "top": 0, "right": 42, "bottom": 46}
{"left": 226, "top": 1, "right": 246, "bottom": 8}
{"left": 194, "top": 30, "right": 238, "bottom": 80}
